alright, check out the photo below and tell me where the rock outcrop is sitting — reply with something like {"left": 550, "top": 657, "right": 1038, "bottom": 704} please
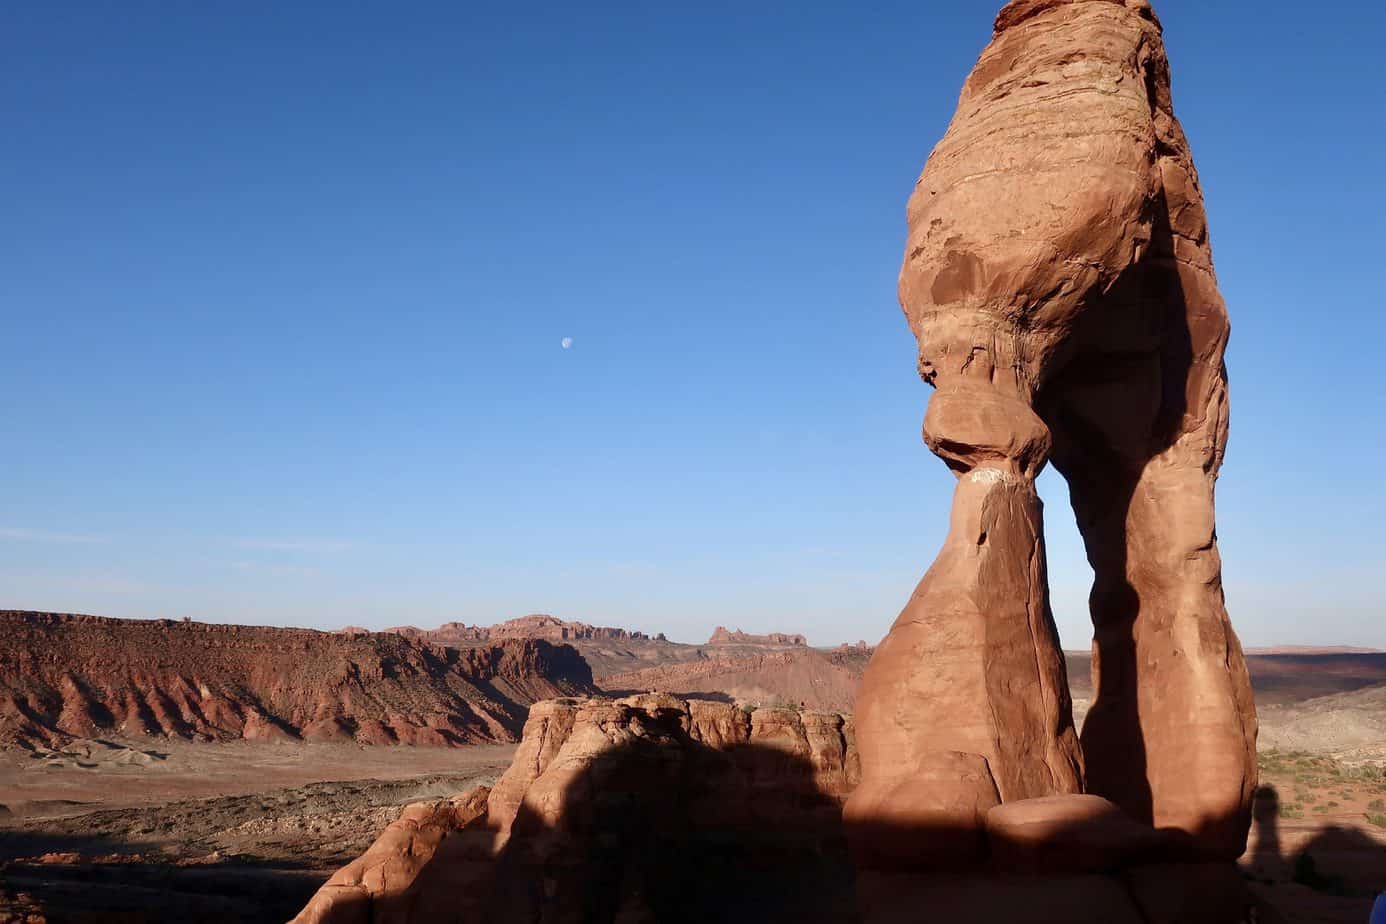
{"left": 294, "top": 691, "right": 1280, "bottom": 924}
{"left": 389, "top": 618, "right": 842, "bottom": 684}
{"left": 706, "top": 626, "right": 808, "bottom": 647}
{"left": 293, "top": 695, "right": 861, "bottom": 924}
{"left": 292, "top": 786, "right": 494, "bottom": 924}
{"left": 846, "top": 0, "right": 1259, "bottom": 918}
{"left": 387, "top": 615, "right": 659, "bottom": 645}
{"left": 601, "top": 647, "right": 868, "bottom": 712}
{"left": 385, "top": 616, "right": 689, "bottom": 678}
{"left": 0, "top": 611, "right": 596, "bottom": 749}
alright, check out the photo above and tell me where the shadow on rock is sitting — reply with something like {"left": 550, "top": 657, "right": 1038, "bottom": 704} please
{"left": 294, "top": 696, "right": 860, "bottom": 924}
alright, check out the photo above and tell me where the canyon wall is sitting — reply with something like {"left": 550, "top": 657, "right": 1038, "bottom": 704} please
{"left": 0, "top": 611, "right": 596, "bottom": 749}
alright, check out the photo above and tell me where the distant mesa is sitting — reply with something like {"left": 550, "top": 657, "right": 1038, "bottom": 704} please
{"left": 706, "top": 626, "right": 807, "bottom": 647}
{"left": 601, "top": 644, "right": 872, "bottom": 713}
{"left": 0, "top": 610, "right": 596, "bottom": 750}
{"left": 371, "top": 616, "right": 818, "bottom": 652}
{"left": 385, "top": 614, "right": 660, "bottom": 645}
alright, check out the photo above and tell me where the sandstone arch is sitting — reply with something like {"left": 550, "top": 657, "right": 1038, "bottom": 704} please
{"left": 846, "top": 0, "right": 1257, "bottom": 869}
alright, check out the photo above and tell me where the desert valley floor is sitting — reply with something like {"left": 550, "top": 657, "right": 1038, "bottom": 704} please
{"left": 0, "top": 741, "right": 516, "bottom": 921}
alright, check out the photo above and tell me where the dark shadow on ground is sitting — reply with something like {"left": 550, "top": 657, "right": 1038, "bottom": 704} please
{"left": 1244, "top": 784, "right": 1386, "bottom": 922}
{"left": 0, "top": 828, "right": 328, "bottom": 922}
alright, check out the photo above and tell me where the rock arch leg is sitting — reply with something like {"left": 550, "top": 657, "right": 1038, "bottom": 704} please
{"left": 1082, "top": 452, "right": 1256, "bottom": 858}
{"left": 1038, "top": 92, "right": 1258, "bottom": 856}
{"left": 845, "top": 374, "right": 1084, "bottom": 868}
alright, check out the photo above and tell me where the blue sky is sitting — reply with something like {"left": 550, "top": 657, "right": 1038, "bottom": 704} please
{"left": 3, "top": 1, "right": 1383, "bottom": 648}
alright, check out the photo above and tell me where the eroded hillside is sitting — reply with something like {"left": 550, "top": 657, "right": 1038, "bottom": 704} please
{"left": 0, "top": 611, "right": 596, "bottom": 749}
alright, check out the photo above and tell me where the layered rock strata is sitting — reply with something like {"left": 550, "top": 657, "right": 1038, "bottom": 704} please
{"left": 599, "top": 647, "right": 867, "bottom": 712}
{"left": 706, "top": 627, "right": 808, "bottom": 647}
{"left": 0, "top": 611, "right": 596, "bottom": 748}
{"left": 386, "top": 615, "right": 660, "bottom": 645}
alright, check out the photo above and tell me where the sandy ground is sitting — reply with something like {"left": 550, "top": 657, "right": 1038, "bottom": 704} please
{"left": 0, "top": 738, "right": 514, "bottom": 818}
{"left": 0, "top": 739, "right": 514, "bottom": 923}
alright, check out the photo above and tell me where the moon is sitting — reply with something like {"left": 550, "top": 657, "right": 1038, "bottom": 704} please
{"left": 560, "top": 337, "right": 573, "bottom": 350}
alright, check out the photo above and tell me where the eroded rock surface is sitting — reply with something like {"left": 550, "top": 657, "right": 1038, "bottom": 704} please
{"left": 707, "top": 626, "right": 808, "bottom": 647}
{"left": 0, "top": 611, "right": 596, "bottom": 749}
{"left": 599, "top": 646, "right": 869, "bottom": 712}
{"left": 293, "top": 696, "right": 859, "bottom": 924}
{"left": 386, "top": 615, "right": 661, "bottom": 645}
{"left": 848, "top": 0, "right": 1257, "bottom": 884}
{"left": 294, "top": 694, "right": 1276, "bottom": 924}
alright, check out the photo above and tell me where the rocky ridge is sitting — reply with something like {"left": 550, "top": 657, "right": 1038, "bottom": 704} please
{"left": 0, "top": 611, "right": 596, "bottom": 749}
{"left": 384, "top": 614, "right": 662, "bottom": 645}
{"left": 377, "top": 616, "right": 830, "bottom": 680}
{"left": 601, "top": 645, "right": 873, "bottom": 712}
{"left": 706, "top": 626, "right": 807, "bottom": 647}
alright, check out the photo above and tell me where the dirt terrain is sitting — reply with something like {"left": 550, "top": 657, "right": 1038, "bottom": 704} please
{"left": 0, "top": 740, "right": 515, "bottom": 922}
{"left": 1259, "top": 686, "right": 1386, "bottom": 764}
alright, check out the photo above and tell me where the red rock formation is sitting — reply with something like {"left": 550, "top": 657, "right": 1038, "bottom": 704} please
{"left": 848, "top": 0, "right": 1258, "bottom": 876}
{"left": 600, "top": 648, "right": 864, "bottom": 712}
{"left": 0, "top": 611, "right": 596, "bottom": 749}
{"left": 293, "top": 692, "right": 1270, "bottom": 923}
{"left": 292, "top": 786, "right": 493, "bottom": 923}
{"left": 292, "top": 695, "right": 860, "bottom": 924}
{"left": 706, "top": 626, "right": 807, "bottom": 647}
{"left": 387, "top": 614, "right": 655, "bottom": 645}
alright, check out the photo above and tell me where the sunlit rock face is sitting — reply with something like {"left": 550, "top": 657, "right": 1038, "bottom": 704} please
{"left": 847, "top": 0, "right": 1258, "bottom": 906}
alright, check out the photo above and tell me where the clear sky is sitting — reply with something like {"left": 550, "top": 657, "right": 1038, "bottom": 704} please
{"left": 4, "top": 2, "right": 1383, "bottom": 648}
